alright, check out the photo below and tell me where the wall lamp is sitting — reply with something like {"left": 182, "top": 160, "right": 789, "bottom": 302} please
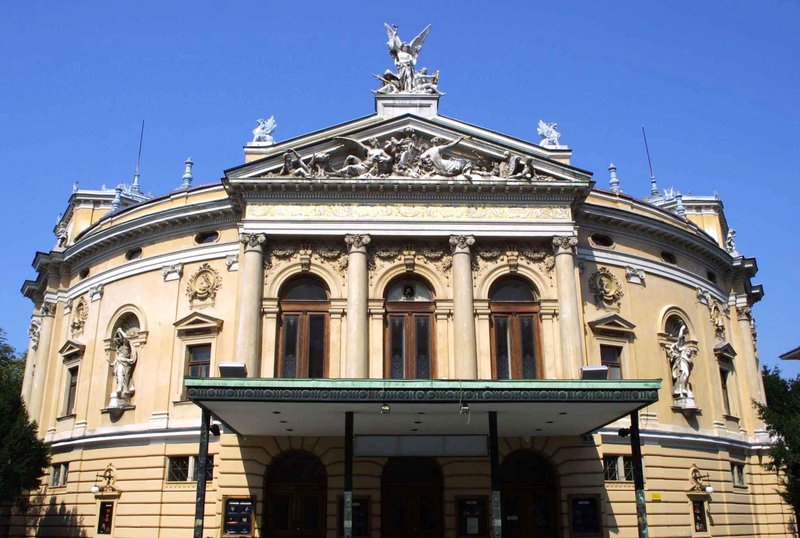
{"left": 380, "top": 403, "right": 391, "bottom": 415}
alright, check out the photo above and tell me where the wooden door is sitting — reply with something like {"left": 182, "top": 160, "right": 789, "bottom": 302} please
{"left": 501, "top": 487, "right": 558, "bottom": 538}
{"left": 267, "top": 485, "right": 326, "bottom": 538}
{"left": 382, "top": 485, "right": 442, "bottom": 538}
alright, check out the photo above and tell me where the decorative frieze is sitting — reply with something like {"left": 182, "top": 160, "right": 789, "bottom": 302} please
{"left": 246, "top": 203, "right": 570, "bottom": 221}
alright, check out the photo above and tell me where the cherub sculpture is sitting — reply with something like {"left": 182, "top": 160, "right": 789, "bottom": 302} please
{"left": 384, "top": 24, "right": 431, "bottom": 93}
{"left": 251, "top": 116, "right": 277, "bottom": 146}
{"left": 537, "top": 120, "right": 562, "bottom": 147}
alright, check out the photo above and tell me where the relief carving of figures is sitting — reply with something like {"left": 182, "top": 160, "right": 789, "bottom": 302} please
{"left": 107, "top": 328, "right": 137, "bottom": 408}
{"left": 419, "top": 136, "right": 473, "bottom": 178}
{"left": 70, "top": 297, "right": 89, "bottom": 335}
{"left": 279, "top": 149, "right": 311, "bottom": 177}
{"left": 588, "top": 267, "right": 624, "bottom": 310}
{"left": 186, "top": 263, "right": 222, "bottom": 304}
{"left": 335, "top": 137, "right": 394, "bottom": 178}
{"left": 666, "top": 324, "right": 699, "bottom": 410}
{"left": 28, "top": 319, "right": 41, "bottom": 350}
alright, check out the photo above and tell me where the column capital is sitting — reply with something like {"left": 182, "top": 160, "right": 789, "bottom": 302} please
{"left": 39, "top": 301, "right": 57, "bottom": 317}
{"left": 552, "top": 235, "right": 578, "bottom": 255}
{"left": 239, "top": 232, "right": 267, "bottom": 251}
{"left": 345, "top": 234, "right": 371, "bottom": 252}
{"left": 736, "top": 305, "right": 752, "bottom": 320}
{"left": 449, "top": 234, "right": 475, "bottom": 254}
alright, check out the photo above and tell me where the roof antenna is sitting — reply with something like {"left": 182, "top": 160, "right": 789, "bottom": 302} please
{"left": 131, "top": 120, "right": 144, "bottom": 195}
{"left": 641, "top": 126, "right": 658, "bottom": 196}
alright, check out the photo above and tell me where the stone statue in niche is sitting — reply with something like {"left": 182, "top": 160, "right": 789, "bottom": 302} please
{"left": 108, "top": 328, "right": 137, "bottom": 408}
{"left": 668, "top": 324, "right": 698, "bottom": 410}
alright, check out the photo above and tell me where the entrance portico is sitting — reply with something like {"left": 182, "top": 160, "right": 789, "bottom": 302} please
{"left": 187, "top": 378, "right": 659, "bottom": 537}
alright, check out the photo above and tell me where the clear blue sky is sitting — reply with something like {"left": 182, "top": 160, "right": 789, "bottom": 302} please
{"left": 1, "top": 2, "right": 798, "bottom": 376}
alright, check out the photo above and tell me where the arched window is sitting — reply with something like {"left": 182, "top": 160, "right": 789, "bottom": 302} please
{"left": 384, "top": 276, "right": 435, "bottom": 379}
{"left": 489, "top": 276, "right": 541, "bottom": 380}
{"left": 277, "top": 276, "right": 329, "bottom": 378}
{"left": 665, "top": 313, "right": 688, "bottom": 339}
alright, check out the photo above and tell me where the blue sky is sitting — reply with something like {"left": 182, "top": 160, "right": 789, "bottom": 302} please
{"left": 1, "top": 1, "right": 798, "bottom": 376}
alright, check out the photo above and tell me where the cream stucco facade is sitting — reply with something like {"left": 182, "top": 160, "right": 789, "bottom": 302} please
{"left": 14, "top": 67, "right": 794, "bottom": 538}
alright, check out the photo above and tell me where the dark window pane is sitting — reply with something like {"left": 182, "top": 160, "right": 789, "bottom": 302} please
{"left": 415, "top": 316, "right": 431, "bottom": 379}
{"left": 66, "top": 367, "right": 78, "bottom": 415}
{"left": 490, "top": 278, "right": 535, "bottom": 301}
{"left": 601, "top": 345, "right": 622, "bottom": 380}
{"left": 281, "top": 315, "right": 300, "bottom": 378}
{"left": 720, "top": 368, "right": 731, "bottom": 414}
{"left": 282, "top": 277, "right": 328, "bottom": 300}
{"left": 389, "top": 317, "right": 405, "bottom": 379}
{"left": 520, "top": 316, "right": 537, "bottom": 379}
{"left": 494, "top": 317, "right": 511, "bottom": 379}
{"left": 302, "top": 495, "right": 321, "bottom": 530}
{"left": 623, "top": 457, "right": 634, "bottom": 481}
{"left": 97, "top": 501, "right": 114, "bottom": 534}
{"left": 693, "top": 500, "right": 707, "bottom": 532}
{"left": 603, "top": 457, "right": 618, "bottom": 481}
{"left": 272, "top": 495, "right": 290, "bottom": 530}
{"left": 168, "top": 457, "right": 190, "bottom": 481}
{"left": 188, "top": 344, "right": 211, "bottom": 378}
{"left": 192, "top": 455, "right": 214, "bottom": 482}
{"left": 308, "top": 315, "right": 326, "bottom": 378}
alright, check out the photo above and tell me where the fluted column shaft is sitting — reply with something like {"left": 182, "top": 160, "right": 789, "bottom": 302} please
{"left": 28, "top": 302, "right": 56, "bottom": 424}
{"left": 553, "top": 236, "right": 583, "bottom": 378}
{"left": 235, "top": 233, "right": 267, "bottom": 377}
{"left": 345, "top": 234, "right": 370, "bottom": 378}
{"left": 450, "top": 235, "right": 477, "bottom": 379}
{"left": 736, "top": 305, "right": 766, "bottom": 432}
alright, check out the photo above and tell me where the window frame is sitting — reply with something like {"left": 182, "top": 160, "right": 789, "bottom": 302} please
{"left": 173, "top": 313, "right": 222, "bottom": 402}
{"left": 50, "top": 462, "right": 69, "bottom": 488}
{"left": 731, "top": 462, "right": 747, "bottom": 488}
{"left": 63, "top": 364, "right": 79, "bottom": 416}
{"left": 489, "top": 300, "right": 542, "bottom": 380}
{"left": 599, "top": 344, "right": 624, "bottom": 380}
{"left": 166, "top": 455, "right": 214, "bottom": 483}
{"left": 602, "top": 455, "right": 634, "bottom": 482}
{"left": 383, "top": 300, "right": 436, "bottom": 379}
{"left": 277, "top": 299, "right": 330, "bottom": 379}
{"left": 717, "top": 358, "right": 738, "bottom": 419}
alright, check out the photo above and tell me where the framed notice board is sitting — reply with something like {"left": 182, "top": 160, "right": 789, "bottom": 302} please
{"left": 224, "top": 497, "right": 255, "bottom": 536}
{"left": 456, "top": 496, "right": 489, "bottom": 537}
{"left": 568, "top": 494, "right": 602, "bottom": 537}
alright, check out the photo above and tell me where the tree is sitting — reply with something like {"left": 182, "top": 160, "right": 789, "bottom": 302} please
{"left": 0, "top": 329, "right": 50, "bottom": 537}
{"left": 756, "top": 366, "right": 800, "bottom": 522}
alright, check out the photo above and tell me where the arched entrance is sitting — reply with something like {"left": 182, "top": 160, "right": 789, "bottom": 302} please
{"left": 499, "top": 450, "right": 559, "bottom": 538}
{"left": 265, "top": 451, "right": 327, "bottom": 538}
{"left": 381, "top": 457, "right": 443, "bottom": 538}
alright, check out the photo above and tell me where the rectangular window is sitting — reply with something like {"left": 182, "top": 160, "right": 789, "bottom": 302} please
{"left": 64, "top": 366, "right": 79, "bottom": 415}
{"left": 720, "top": 366, "right": 731, "bottom": 415}
{"left": 603, "top": 455, "right": 633, "bottom": 481}
{"left": 308, "top": 314, "right": 326, "bottom": 379}
{"left": 97, "top": 501, "right": 114, "bottom": 534}
{"left": 50, "top": 462, "right": 69, "bottom": 487}
{"left": 493, "top": 316, "right": 511, "bottom": 380}
{"left": 281, "top": 315, "right": 300, "bottom": 378}
{"left": 388, "top": 316, "right": 406, "bottom": 379}
{"left": 692, "top": 500, "right": 708, "bottom": 532}
{"left": 731, "top": 462, "right": 746, "bottom": 487}
{"left": 415, "top": 316, "right": 431, "bottom": 379}
{"left": 167, "top": 455, "right": 213, "bottom": 482}
{"left": 600, "top": 345, "right": 623, "bottom": 380}
{"left": 187, "top": 343, "right": 212, "bottom": 378}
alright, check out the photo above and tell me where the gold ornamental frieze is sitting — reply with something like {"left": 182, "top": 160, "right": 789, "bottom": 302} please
{"left": 246, "top": 203, "right": 571, "bottom": 221}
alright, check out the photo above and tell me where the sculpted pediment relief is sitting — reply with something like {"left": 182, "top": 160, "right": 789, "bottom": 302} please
{"left": 227, "top": 116, "right": 591, "bottom": 185}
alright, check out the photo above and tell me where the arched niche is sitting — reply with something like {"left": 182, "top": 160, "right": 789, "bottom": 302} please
{"left": 372, "top": 263, "right": 447, "bottom": 301}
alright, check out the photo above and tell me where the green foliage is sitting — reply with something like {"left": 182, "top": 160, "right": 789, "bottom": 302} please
{"left": 756, "top": 366, "right": 800, "bottom": 516}
{"left": 0, "top": 329, "right": 50, "bottom": 507}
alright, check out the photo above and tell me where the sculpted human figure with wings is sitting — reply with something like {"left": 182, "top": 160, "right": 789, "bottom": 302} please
{"left": 384, "top": 23, "right": 431, "bottom": 93}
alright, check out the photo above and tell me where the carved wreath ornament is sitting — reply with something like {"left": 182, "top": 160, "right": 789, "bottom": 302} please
{"left": 186, "top": 263, "right": 222, "bottom": 302}
{"left": 588, "top": 267, "right": 623, "bottom": 310}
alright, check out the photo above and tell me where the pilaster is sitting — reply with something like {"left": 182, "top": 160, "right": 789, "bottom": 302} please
{"left": 450, "top": 235, "right": 477, "bottom": 379}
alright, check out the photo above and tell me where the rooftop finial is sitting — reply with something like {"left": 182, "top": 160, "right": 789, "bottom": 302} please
{"left": 642, "top": 126, "right": 658, "bottom": 196}
{"left": 72, "top": 181, "right": 79, "bottom": 193}
{"left": 675, "top": 192, "right": 686, "bottom": 220}
{"left": 131, "top": 120, "right": 144, "bottom": 195}
{"left": 608, "top": 162, "right": 621, "bottom": 194}
{"left": 110, "top": 184, "right": 123, "bottom": 213}
{"left": 180, "top": 157, "right": 194, "bottom": 190}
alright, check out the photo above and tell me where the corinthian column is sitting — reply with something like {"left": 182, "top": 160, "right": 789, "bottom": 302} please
{"left": 553, "top": 236, "right": 583, "bottom": 378}
{"left": 450, "top": 235, "right": 477, "bottom": 379}
{"left": 736, "top": 305, "right": 767, "bottom": 433}
{"left": 235, "top": 233, "right": 267, "bottom": 377}
{"left": 28, "top": 302, "right": 56, "bottom": 425}
{"left": 345, "top": 234, "right": 371, "bottom": 378}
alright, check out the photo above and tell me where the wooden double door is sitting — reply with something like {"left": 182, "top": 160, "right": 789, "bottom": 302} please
{"left": 266, "top": 485, "right": 326, "bottom": 538}
{"left": 501, "top": 487, "right": 558, "bottom": 538}
{"left": 381, "top": 457, "right": 443, "bottom": 538}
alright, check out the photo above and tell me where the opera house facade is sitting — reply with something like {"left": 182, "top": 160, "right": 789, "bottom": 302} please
{"left": 15, "top": 25, "right": 795, "bottom": 538}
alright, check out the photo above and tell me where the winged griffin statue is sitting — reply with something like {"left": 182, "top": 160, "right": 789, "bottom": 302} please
{"left": 251, "top": 116, "right": 277, "bottom": 146}
{"left": 537, "top": 120, "right": 563, "bottom": 148}
{"left": 376, "top": 24, "right": 439, "bottom": 94}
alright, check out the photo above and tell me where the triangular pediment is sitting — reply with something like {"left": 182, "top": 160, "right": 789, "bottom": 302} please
{"left": 174, "top": 312, "right": 223, "bottom": 334}
{"left": 225, "top": 114, "right": 591, "bottom": 185}
{"left": 588, "top": 314, "right": 637, "bottom": 336}
{"left": 59, "top": 339, "right": 85, "bottom": 358}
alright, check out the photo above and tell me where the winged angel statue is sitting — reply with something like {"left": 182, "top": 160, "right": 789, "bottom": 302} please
{"left": 376, "top": 24, "right": 439, "bottom": 94}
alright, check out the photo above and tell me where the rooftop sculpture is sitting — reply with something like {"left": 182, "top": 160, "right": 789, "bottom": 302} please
{"left": 376, "top": 24, "right": 439, "bottom": 95}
